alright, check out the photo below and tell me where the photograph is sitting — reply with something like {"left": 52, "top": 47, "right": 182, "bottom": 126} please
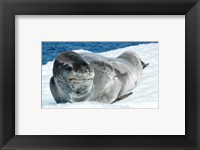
{"left": 42, "top": 42, "right": 159, "bottom": 108}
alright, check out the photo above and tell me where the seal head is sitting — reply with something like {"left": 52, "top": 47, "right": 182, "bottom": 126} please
{"left": 50, "top": 51, "right": 95, "bottom": 103}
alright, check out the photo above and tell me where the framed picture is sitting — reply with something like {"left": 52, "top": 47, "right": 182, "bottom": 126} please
{"left": 0, "top": 0, "right": 199, "bottom": 150}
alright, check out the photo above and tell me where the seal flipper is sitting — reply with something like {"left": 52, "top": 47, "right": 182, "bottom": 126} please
{"left": 111, "top": 92, "right": 133, "bottom": 104}
{"left": 140, "top": 59, "right": 149, "bottom": 69}
{"left": 50, "top": 77, "right": 62, "bottom": 103}
{"left": 113, "top": 67, "right": 127, "bottom": 79}
{"left": 114, "top": 71, "right": 127, "bottom": 78}
{"left": 142, "top": 62, "right": 149, "bottom": 69}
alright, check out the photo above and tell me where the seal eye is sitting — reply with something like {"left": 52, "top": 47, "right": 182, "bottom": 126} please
{"left": 62, "top": 63, "right": 73, "bottom": 72}
{"left": 66, "top": 66, "right": 73, "bottom": 72}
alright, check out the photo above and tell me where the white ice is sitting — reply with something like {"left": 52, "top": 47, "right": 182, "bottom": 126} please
{"left": 42, "top": 43, "right": 158, "bottom": 108}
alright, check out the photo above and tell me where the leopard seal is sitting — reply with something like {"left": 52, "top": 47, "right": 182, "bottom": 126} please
{"left": 50, "top": 50, "right": 149, "bottom": 103}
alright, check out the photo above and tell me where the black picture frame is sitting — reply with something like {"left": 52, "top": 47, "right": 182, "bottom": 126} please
{"left": 0, "top": 0, "right": 199, "bottom": 150}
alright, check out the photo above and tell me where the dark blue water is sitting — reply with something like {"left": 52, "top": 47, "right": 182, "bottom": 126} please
{"left": 42, "top": 42, "right": 156, "bottom": 65}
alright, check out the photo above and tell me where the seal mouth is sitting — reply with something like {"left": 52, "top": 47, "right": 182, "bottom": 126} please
{"left": 67, "top": 78, "right": 93, "bottom": 83}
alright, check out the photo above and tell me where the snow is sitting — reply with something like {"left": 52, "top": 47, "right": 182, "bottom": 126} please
{"left": 42, "top": 43, "right": 158, "bottom": 108}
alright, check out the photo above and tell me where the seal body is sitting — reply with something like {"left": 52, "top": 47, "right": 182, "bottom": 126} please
{"left": 50, "top": 50, "right": 148, "bottom": 103}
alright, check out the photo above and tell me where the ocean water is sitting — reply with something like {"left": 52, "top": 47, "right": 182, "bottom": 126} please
{"left": 42, "top": 42, "right": 159, "bottom": 108}
{"left": 42, "top": 42, "right": 155, "bottom": 65}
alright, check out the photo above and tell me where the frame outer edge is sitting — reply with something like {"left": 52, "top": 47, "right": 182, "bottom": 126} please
{"left": 198, "top": 2, "right": 200, "bottom": 150}
{"left": 0, "top": 0, "right": 199, "bottom": 150}
{"left": 0, "top": 0, "right": 3, "bottom": 149}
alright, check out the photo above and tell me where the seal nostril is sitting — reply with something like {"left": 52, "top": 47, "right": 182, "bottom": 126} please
{"left": 76, "top": 91, "right": 80, "bottom": 94}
